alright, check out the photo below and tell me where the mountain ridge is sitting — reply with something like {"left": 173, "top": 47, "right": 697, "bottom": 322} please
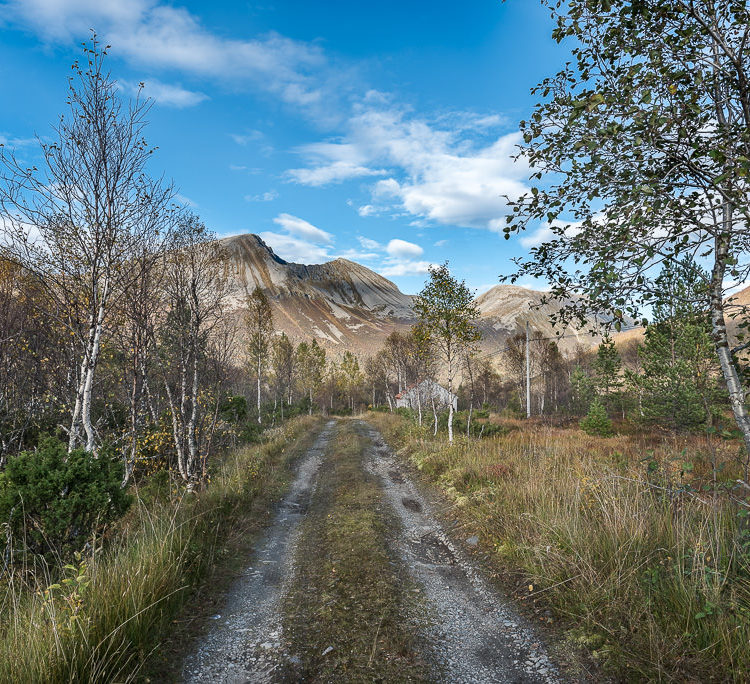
{"left": 221, "top": 234, "right": 414, "bottom": 353}
{"left": 220, "top": 233, "right": 607, "bottom": 357}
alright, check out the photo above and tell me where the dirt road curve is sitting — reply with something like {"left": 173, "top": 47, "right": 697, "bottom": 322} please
{"left": 181, "top": 419, "right": 564, "bottom": 683}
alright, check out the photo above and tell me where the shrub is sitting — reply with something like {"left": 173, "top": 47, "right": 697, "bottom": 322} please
{"left": 449, "top": 412, "right": 505, "bottom": 438}
{"left": 579, "top": 398, "right": 614, "bottom": 437}
{"left": 219, "top": 395, "right": 248, "bottom": 424}
{"left": 0, "top": 437, "right": 131, "bottom": 557}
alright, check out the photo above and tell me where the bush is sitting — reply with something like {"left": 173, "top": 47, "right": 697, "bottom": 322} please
{"left": 449, "top": 411, "right": 505, "bottom": 438}
{"left": 500, "top": 391, "right": 523, "bottom": 418}
{"left": 0, "top": 437, "right": 132, "bottom": 557}
{"left": 579, "top": 398, "right": 614, "bottom": 437}
{"left": 219, "top": 395, "right": 248, "bottom": 424}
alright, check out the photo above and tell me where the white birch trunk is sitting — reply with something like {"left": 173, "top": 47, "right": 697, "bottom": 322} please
{"left": 187, "top": 323, "right": 200, "bottom": 484}
{"left": 164, "top": 380, "right": 187, "bottom": 482}
{"left": 711, "top": 223, "right": 750, "bottom": 483}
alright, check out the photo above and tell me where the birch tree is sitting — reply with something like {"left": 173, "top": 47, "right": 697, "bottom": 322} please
{"left": 0, "top": 37, "right": 173, "bottom": 455}
{"left": 340, "top": 351, "right": 363, "bottom": 413}
{"left": 413, "top": 263, "right": 480, "bottom": 442}
{"left": 245, "top": 287, "right": 274, "bottom": 424}
{"left": 504, "top": 0, "right": 750, "bottom": 485}
{"left": 271, "top": 332, "right": 296, "bottom": 418}
{"left": 296, "top": 340, "right": 326, "bottom": 415}
{"left": 159, "top": 215, "right": 229, "bottom": 485}
{"left": 114, "top": 233, "right": 169, "bottom": 482}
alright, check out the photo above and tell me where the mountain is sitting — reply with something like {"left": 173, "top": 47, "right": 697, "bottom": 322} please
{"left": 610, "top": 282, "right": 750, "bottom": 350}
{"left": 222, "top": 234, "right": 415, "bottom": 355}
{"left": 475, "top": 284, "right": 607, "bottom": 353}
{"left": 221, "top": 233, "right": 609, "bottom": 358}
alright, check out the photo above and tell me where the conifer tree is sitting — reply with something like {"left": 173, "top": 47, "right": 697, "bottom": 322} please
{"left": 638, "top": 261, "right": 722, "bottom": 429}
{"left": 593, "top": 337, "right": 623, "bottom": 416}
{"left": 570, "top": 365, "right": 595, "bottom": 416}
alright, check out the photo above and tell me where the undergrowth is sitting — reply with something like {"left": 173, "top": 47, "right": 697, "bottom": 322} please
{"left": 368, "top": 412, "right": 750, "bottom": 682}
{"left": 0, "top": 415, "right": 324, "bottom": 683}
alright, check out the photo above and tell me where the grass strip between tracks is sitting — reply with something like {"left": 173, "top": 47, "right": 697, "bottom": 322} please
{"left": 282, "top": 420, "right": 430, "bottom": 682}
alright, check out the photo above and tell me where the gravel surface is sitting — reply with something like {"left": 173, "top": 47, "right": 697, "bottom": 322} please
{"left": 181, "top": 418, "right": 566, "bottom": 683}
{"left": 181, "top": 421, "right": 335, "bottom": 683}
{"left": 362, "top": 421, "right": 564, "bottom": 684}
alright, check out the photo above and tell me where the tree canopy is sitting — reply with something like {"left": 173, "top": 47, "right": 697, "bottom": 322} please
{"left": 504, "top": 0, "right": 750, "bottom": 475}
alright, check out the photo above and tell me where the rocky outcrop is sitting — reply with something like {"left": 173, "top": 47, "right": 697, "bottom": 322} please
{"left": 221, "top": 234, "right": 415, "bottom": 354}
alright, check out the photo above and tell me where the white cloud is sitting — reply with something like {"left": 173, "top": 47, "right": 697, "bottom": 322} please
{"left": 288, "top": 105, "right": 529, "bottom": 231}
{"left": 273, "top": 213, "right": 332, "bottom": 243}
{"left": 335, "top": 248, "right": 379, "bottom": 261}
{"left": 434, "top": 239, "right": 448, "bottom": 247}
{"left": 357, "top": 204, "right": 376, "bottom": 217}
{"left": 257, "top": 231, "right": 330, "bottom": 264}
{"left": 287, "top": 140, "right": 388, "bottom": 185}
{"left": 287, "top": 162, "right": 384, "bottom": 186}
{"left": 357, "top": 236, "right": 381, "bottom": 250}
{"left": 231, "top": 131, "right": 263, "bottom": 146}
{"left": 174, "top": 192, "right": 197, "bottom": 207}
{"left": 245, "top": 190, "right": 279, "bottom": 202}
{"left": 121, "top": 78, "right": 207, "bottom": 107}
{"left": 0, "top": 133, "right": 39, "bottom": 148}
{"left": 386, "top": 238, "right": 423, "bottom": 259}
{"left": 257, "top": 213, "right": 335, "bottom": 264}
{"left": 519, "top": 219, "right": 584, "bottom": 248}
{"left": 4, "top": 0, "right": 331, "bottom": 110}
{"left": 519, "top": 224, "right": 554, "bottom": 249}
{"left": 379, "top": 260, "right": 433, "bottom": 277}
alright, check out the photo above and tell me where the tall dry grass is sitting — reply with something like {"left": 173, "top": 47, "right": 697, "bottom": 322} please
{"left": 0, "top": 415, "right": 323, "bottom": 682}
{"left": 370, "top": 413, "right": 750, "bottom": 681}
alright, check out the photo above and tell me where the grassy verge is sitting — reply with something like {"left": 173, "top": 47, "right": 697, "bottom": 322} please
{"left": 282, "top": 420, "right": 430, "bottom": 682}
{"left": 0, "top": 415, "right": 324, "bottom": 683}
{"left": 368, "top": 412, "right": 750, "bottom": 682}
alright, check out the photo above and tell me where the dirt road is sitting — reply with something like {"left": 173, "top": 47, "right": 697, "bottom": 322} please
{"left": 182, "top": 421, "right": 336, "bottom": 682}
{"left": 181, "top": 419, "right": 563, "bottom": 683}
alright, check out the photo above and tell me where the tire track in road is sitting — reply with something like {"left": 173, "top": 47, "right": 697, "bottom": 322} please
{"left": 181, "top": 420, "right": 336, "bottom": 683}
{"left": 361, "top": 420, "right": 564, "bottom": 684}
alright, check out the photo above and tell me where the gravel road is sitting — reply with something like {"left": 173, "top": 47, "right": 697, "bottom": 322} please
{"left": 362, "top": 421, "right": 563, "bottom": 684}
{"left": 181, "top": 421, "right": 335, "bottom": 683}
{"left": 181, "top": 418, "right": 565, "bottom": 683}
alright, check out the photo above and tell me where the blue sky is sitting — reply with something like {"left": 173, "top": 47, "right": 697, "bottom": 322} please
{"left": 0, "top": 0, "right": 569, "bottom": 294}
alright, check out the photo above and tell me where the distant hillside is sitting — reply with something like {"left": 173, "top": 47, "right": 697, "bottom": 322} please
{"left": 475, "top": 284, "right": 608, "bottom": 353}
{"left": 609, "top": 283, "right": 750, "bottom": 351}
{"left": 221, "top": 234, "right": 615, "bottom": 358}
